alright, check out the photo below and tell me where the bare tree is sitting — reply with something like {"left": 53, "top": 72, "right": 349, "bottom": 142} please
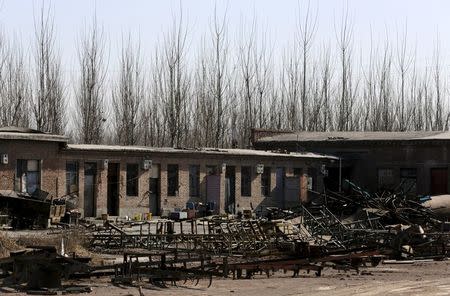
{"left": 281, "top": 46, "right": 300, "bottom": 131}
{"left": 32, "top": 5, "right": 65, "bottom": 134}
{"left": 254, "top": 26, "right": 273, "bottom": 130}
{"left": 159, "top": 8, "right": 190, "bottom": 147}
{"left": 395, "top": 23, "right": 413, "bottom": 131}
{"left": 297, "top": 0, "right": 317, "bottom": 130}
{"left": 378, "top": 39, "right": 394, "bottom": 131}
{"left": 432, "top": 39, "right": 444, "bottom": 130}
{"left": 74, "top": 16, "right": 107, "bottom": 144}
{"left": 335, "top": 8, "right": 354, "bottom": 131}
{"left": 211, "top": 5, "right": 229, "bottom": 147}
{"left": 319, "top": 45, "right": 333, "bottom": 131}
{"left": 237, "top": 18, "right": 257, "bottom": 146}
{"left": 112, "top": 35, "right": 144, "bottom": 145}
{"left": 0, "top": 35, "right": 31, "bottom": 127}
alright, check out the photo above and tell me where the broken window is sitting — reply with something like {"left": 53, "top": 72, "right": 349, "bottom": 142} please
{"left": 378, "top": 168, "right": 394, "bottom": 190}
{"left": 206, "top": 165, "right": 219, "bottom": 175}
{"left": 66, "top": 161, "right": 79, "bottom": 195}
{"left": 293, "top": 168, "right": 303, "bottom": 177}
{"left": 126, "top": 163, "right": 139, "bottom": 196}
{"left": 167, "top": 164, "right": 179, "bottom": 196}
{"left": 241, "top": 166, "right": 252, "bottom": 197}
{"left": 400, "top": 168, "right": 417, "bottom": 195}
{"left": 16, "top": 159, "right": 41, "bottom": 194}
{"left": 261, "top": 166, "right": 271, "bottom": 196}
{"left": 189, "top": 165, "right": 200, "bottom": 197}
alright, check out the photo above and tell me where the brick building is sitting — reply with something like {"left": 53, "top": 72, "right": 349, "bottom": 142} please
{"left": 0, "top": 127, "right": 336, "bottom": 218}
{"left": 252, "top": 129, "right": 450, "bottom": 197}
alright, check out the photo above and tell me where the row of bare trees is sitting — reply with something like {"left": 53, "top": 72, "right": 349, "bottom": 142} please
{"left": 1, "top": 5, "right": 450, "bottom": 148}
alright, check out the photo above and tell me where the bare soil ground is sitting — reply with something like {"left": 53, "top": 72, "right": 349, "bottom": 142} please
{"left": 4, "top": 259, "right": 449, "bottom": 296}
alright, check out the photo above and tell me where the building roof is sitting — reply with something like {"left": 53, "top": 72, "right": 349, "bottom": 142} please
{"left": 256, "top": 131, "right": 450, "bottom": 143}
{"left": 0, "top": 126, "right": 68, "bottom": 143}
{"left": 66, "top": 144, "right": 338, "bottom": 160}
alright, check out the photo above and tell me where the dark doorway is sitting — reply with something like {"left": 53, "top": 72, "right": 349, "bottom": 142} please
{"left": 275, "top": 167, "right": 285, "bottom": 208}
{"left": 149, "top": 164, "right": 160, "bottom": 216}
{"left": 107, "top": 163, "right": 120, "bottom": 216}
{"left": 324, "top": 166, "right": 352, "bottom": 192}
{"left": 206, "top": 175, "right": 220, "bottom": 214}
{"left": 84, "top": 162, "right": 97, "bottom": 217}
{"left": 431, "top": 168, "right": 448, "bottom": 195}
{"left": 284, "top": 176, "right": 300, "bottom": 207}
{"left": 225, "top": 166, "right": 236, "bottom": 214}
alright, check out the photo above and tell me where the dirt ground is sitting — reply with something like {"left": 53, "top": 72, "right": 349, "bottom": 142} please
{"left": 4, "top": 259, "right": 449, "bottom": 296}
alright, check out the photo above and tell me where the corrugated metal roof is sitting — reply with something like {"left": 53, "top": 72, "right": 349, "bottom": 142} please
{"left": 0, "top": 126, "right": 68, "bottom": 142}
{"left": 66, "top": 144, "right": 338, "bottom": 160}
{"left": 257, "top": 131, "right": 450, "bottom": 143}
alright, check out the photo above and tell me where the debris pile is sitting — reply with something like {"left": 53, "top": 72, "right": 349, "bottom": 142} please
{"left": 0, "top": 179, "right": 449, "bottom": 294}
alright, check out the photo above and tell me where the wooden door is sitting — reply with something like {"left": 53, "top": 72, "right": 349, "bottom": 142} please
{"left": 430, "top": 168, "right": 448, "bottom": 195}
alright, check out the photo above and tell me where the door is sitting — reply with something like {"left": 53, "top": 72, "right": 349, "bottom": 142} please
{"left": 431, "top": 168, "right": 448, "bottom": 195}
{"left": 107, "top": 163, "right": 120, "bottom": 216}
{"left": 206, "top": 175, "right": 220, "bottom": 214}
{"left": 149, "top": 164, "right": 160, "bottom": 216}
{"left": 284, "top": 176, "right": 300, "bottom": 208}
{"left": 84, "top": 162, "right": 97, "bottom": 217}
{"left": 225, "top": 166, "right": 236, "bottom": 214}
{"left": 275, "top": 167, "right": 285, "bottom": 207}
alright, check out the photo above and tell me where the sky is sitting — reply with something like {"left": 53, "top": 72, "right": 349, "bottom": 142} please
{"left": 1, "top": 0, "right": 450, "bottom": 77}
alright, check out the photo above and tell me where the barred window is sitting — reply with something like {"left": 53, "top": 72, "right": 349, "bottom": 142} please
{"left": 66, "top": 161, "right": 79, "bottom": 194}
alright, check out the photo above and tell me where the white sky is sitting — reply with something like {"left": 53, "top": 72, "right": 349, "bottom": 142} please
{"left": 1, "top": 0, "right": 449, "bottom": 78}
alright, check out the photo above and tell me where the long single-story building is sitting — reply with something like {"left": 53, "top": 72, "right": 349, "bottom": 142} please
{"left": 0, "top": 127, "right": 337, "bottom": 218}
{"left": 252, "top": 129, "right": 450, "bottom": 197}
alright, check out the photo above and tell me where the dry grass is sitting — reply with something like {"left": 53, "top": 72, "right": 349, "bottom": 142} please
{"left": 1, "top": 228, "right": 104, "bottom": 264}
{"left": 15, "top": 228, "right": 90, "bottom": 254}
{"left": 0, "top": 231, "right": 20, "bottom": 258}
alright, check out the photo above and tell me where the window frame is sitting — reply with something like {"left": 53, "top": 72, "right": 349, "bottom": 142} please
{"left": 16, "top": 159, "right": 41, "bottom": 195}
{"left": 66, "top": 161, "right": 79, "bottom": 195}
{"left": 377, "top": 168, "right": 395, "bottom": 190}
{"left": 400, "top": 168, "right": 417, "bottom": 195}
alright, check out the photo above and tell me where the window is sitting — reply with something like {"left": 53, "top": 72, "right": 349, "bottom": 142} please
{"left": 241, "top": 166, "right": 252, "bottom": 196}
{"left": 189, "top": 165, "right": 200, "bottom": 197}
{"left": 400, "top": 168, "right": 417, "bottom": 195}
{"left": 261, "top": 166, "right": 271, "bottom": 196}
{"left": 378, "top": 168, "right": 394, "bottom": 190}
{"left": 126, "top": 164, "right": 139, "bottom": 196}
{"left": 16, "top": 159, "right": 41, "bottom": 194}
{"left": 206, "top": 165, "right": 219, "bottom": 175}
{"left": 66, "top": 161, "right": 79, "bottom": 194}
{"left": 167, "top": 164, "right": 179, "bottom": 196}
{"left": 307, "top": 168, "right": 317, "bottom": 191}
{"left": 293, "top": 168, "right": 303, "bottom": 177}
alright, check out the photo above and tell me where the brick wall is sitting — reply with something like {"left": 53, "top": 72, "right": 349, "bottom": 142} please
{"left": 0, "top": 139, "right": 326, "bottom": 218}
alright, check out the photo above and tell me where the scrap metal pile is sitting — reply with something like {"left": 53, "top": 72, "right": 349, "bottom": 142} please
{"left": 88, "top": 216, "right": 386, "bottom": 282}
{"left": 284, "top": 179, "right": 450, "bottom": 259}
{"left": 1, "top": 179, "right": 449, "bottom": 294}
